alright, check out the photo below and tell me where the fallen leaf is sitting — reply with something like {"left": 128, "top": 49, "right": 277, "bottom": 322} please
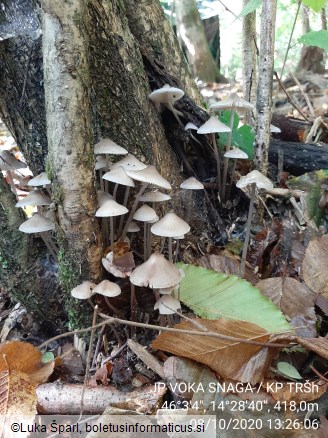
{"left": 303, "top": 235, "right": 328, "bottom": 296}
{"left": 0, "top": 369, "right": 37, "bottom": 437}
{"left": 315, "top": 294, "right": 328, "bottom": 316}
{"left": 152, "top": 319, "right": 270, "bottom": 382}
{"left": 277, "top": 362, "right": 302, "bottom": 380}
{"left": 295, "top": 336, "right": 328, "bottom": 361}
{"left": 265, "top": 379, "right": 327, "bottom": 402}
{"left": 0, "top": 341, "right": 54, "bottom": 384}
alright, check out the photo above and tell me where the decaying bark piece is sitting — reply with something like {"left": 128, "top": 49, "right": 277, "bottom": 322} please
{"left": 254, "top": 0, "right": 277, "bottom": 174}
{"left": 37, "top": 383, "right": 166, "bottom": 414}
{"left": 127, "top": 339, "right": 165, "bottom": 379}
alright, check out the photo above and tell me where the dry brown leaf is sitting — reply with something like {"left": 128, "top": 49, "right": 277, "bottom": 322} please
{"left": 295, "top": 336, "right": 328, "bottom": 360}
{"left": 0, "top": 370, "right": 37, "bottom": 437}
{"left": 0, "top": 341, "right": 54, "bottom": 384}
{"left": 303, "top": 235, "right": 328, "bottom": 296}
{"left": 265, "top": 379, "right": 327, "bottom": 403}
{"left": 315, "top": 294, "right": 328, "bottom": 316}
{"left": 256, "top": 277, "right": 316, "bottom": 336}
{"left": 152, "top": 319, "right": 270, "bottom": 382}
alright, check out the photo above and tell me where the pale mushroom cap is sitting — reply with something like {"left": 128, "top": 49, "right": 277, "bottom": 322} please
{"left": 28, "top": 172, "right": 51, "bottom": 187}
{"left": 95, "top": 199, "right": 128, "bottom": 217}
{"left": 197, "top": 116, "right": 231, "bottom": 134}
{"left": 180, "top": 176, "right": 204, "bottom": 190}
{"left": 151, "top": 212, "right": 190, "bottom": 237}
{"left": 270, "top": 124, "right": 281, "bottom": 133}
{"left": 127, "top": 221, "right": 141, "bottom": 233}
{"left": 126, "top": 165, "right": 171, "bottom": 190}
{"left": 93, "top": 280, "right": 121, "bottom": 297}
{"left": 210, "top": 93, "right": 255, "bottom": 111}
{"left": 133, "top": 204, "right": 157, "bottom": 222}
{"left": 129, "top": 253, "right": 182, "bottom": 288}
{"left": 139, "top": 191, "right": 171, "bottom": 203}
{"left": 15, "top": 189, "right": 52, "bottom": 207}
{"left": 71, "top": 281, "right": 96, "bottom": 299}
{"left": 149, "top": 85, "right": 184, "bottom": 104}
{"left": 0, "top": 150, "right": 27, "bottom": 170}
{"left": 158, "top": 284, "right": 178, "bottom": 295}
{"left": 154, "top": 295, "right": 181, "bottom": 314}
{"left": 223, "top": 147, "right": 249, "bottom": 159}
{"left": 102, "top": 167, "right": 135, "bottom": 187}
{"left": 185, "top": 122, "right": 198, "bottom": 131}
{"left": 111, "top": 154, "right": 147, "bottom": 171}
{"left": 97, "top": 191, "right": 114, "bottom": 206}
{"left": 147, "top": 214, "right": 159, "bottom": 224}
{"left": 236, "top": 170, "right": 274, "bottom": 191}
{"left": 95, "top": 155, "right": 110, "bottom": 170}
{"left": 19, "top": 214, "right": 55, "bottom": 233}
{"left": 94, "top": 139, "right": 128, "bottom": 155}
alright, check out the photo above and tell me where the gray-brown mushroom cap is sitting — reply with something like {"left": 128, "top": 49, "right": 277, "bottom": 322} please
{"left": 129, "top": 253, "right": 182, "bottom": 289}
{"left": 150, "top": 212, "right": 190, "bottom": 238}
{"left": 19, "top": 214, "right": 55, "bottom": 233}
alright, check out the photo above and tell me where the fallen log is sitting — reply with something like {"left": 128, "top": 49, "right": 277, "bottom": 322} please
{"left": 37, "top": 383, "right": 166, "bottom": 415}
{"left": 269, "top": 140, "right": 328, "bottom": 176}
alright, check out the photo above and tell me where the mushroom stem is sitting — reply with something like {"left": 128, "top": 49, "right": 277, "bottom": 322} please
{"left": 168, "top": 236, "right": 173, "bottom": 262}
{"left": 117, "top": 187, "right": 131, "bottom": 236}
{"left": 147, "top": 223, "right": 152, "bottom": 259}
{"left": 110, "top": 216, "right": 114, "bottom": 248}
{"left": 174, "top": 239, "right": 180, "bottom": 263}
{"left": 166, "top": 102, "right": 184, "bottom": 126}
{"left": 120, "top": 182, "right": 148, "bottom": 241}
{"left": 113, "top": 183, "right": 118, "bottom": 200}
{"left": 130, "top": 284, "right": 137, "bottom": 338}
{"left": 211, "top": 133, "right": 221, "bottom": 194}
{"left": 40, "top": 232, "right": 58, "bottom": 262}
{"left": 240, "top": 183, "right": 256, "bottom": 278}
{"left": 185, "top": 190, "right": 193, "bottom": 222}
{"left": 143, "top": 222, "right": 148, "bottom": 261}
{"left": 221, "top": 108, "right": 236, "bottom": 202}
{"left": 99, "top": 170, "right": 105, "bottom": 191}
{"left": 6, "top": 171, "right": 18, "bottom": 199}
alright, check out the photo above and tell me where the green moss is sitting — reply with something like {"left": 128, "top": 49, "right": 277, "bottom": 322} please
{"left": 45, "top": 157, "right": 53, "bottom": 181}
{"left": 52, "top": 185, "right": 64, "bottom": 204}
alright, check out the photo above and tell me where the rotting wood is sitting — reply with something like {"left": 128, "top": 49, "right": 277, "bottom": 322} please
{"left": 127, "top": 339, "right": 165, "bottom": 379}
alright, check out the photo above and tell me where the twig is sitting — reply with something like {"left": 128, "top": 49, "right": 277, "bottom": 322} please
{"left": 39, "top": 314, "right": 295, "bottom": 349}
{"left": 310, "top": 365, "right": 328, "bottom": 383}
{"left": 289, "top": 72, "right": 315, "bottom": 117}
{"left": 91, "top": 325, "right": 105, "bottom": 368}
{"left": 280, "top": 0, "right": 301, "bottom": 80}
{"left": 274, "top": 72, "right": 311, "bottom": 123}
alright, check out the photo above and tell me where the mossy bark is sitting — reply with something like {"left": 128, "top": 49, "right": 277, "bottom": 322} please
{"left": 0, "top": 173, "right": 66, "bottom": 331}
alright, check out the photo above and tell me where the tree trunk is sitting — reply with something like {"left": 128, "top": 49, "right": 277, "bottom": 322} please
{"left": 254, "top": 0, "right": 277, "bottom": 175}
{"left": 174, "top": 0, "right": 223, "bottom": 82}
{"left": 242, "top": 0, "right": 257, "bottom": 126}
{"left": 0, "top": 0, "right": 226, "bottom": 328}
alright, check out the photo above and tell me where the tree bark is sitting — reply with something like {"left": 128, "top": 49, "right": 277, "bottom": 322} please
{"left": 254, "top": 0, "right": 277, "bottom": 174}
{"left": 0, "top": 173, "right": 65, "bottom": 330}
{"left": 242, "top": 0, "right": 257, "bottom": 125}
{"left": 174, "top": 0, "right": 223, "bottom": 82}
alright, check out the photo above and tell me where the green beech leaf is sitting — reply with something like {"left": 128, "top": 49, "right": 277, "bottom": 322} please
{"left": 299, "top": 30, "right": 328, "bottom": 51}
{"left": 237, "top": 0, "right": 262, "bottom": 18}
{"left": 177, "top": 263, "right": 290, "bottom": 333}
{"left": 277, "top": 362, "right": 302, "bottom": 380}
{"left": 218, "top": 124, "right": 254, "bottom": 159}
{"left": 41, "top": 352, "right": 55, "bottom": 364}
{"left": 301, "top": 0, "right": 327, "bottom": 12}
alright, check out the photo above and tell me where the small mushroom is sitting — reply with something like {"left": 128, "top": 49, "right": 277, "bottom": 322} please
{"left": 236, "top": 170, "right": 273, "bottom": 278}
{"left": 149, "top": 84, "right": 185, "bottom": 125}
{"left": 223, "top": 147, "right": 249, "bottom": 200}
{"left": 95, "top": 199, "right": 128, "bottom": 247}
{"left": 0, "top": 150, "right": 27, "bottom": 197}
{"left": 133, "top": 204, "right": 157, "bottom": 260}
{"left": 180, "top": 176, "right": 204, "bottom": 222}
{"left": 154, "top": 295, "right": 181, "bottom": 314}
{"left": 71, "top": 281, "right": 96, "bottom": 299}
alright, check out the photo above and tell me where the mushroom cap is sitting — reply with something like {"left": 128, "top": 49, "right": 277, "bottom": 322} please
{"left": 149, "top": 85, "right": 184, "bottom": 105}
{"left": 97, "top": 191, "right": 114, "bottom": 206}
{"left": 180, "top": 176, "right": 204, "bottom": 190}
{"left": 236, "top": 170, "right": 273, "bottom": 191}
{"left": 0, "top": 150, "right": 27, "bottom": 171}
{"left": 147, "top": 214, "right": 159, "bottom": 224}
{"left": 185, "top": 122, "right": 198, "bottom": 131}
{"left": 28, "top": 172, "right": 51, "bottom": 187}
{"left": 126, "top": 165, "right": 171, "bottom": 190}
{"left": 95, "top": 155, "right": 110, "bottom": 170}
{"left": 93, "top": 280, "right": 121, "bottom": 297}
{"left": 95, "top": 199, "right": 128, "bottom": 217}
{"left": 139, "top": 191, "right": 171, "bottom": 203}
{"left": 102, "top": 167, "right": 135, "bottom": 187}
{"left": 151, "top": 212, "right": 190, "bottom": 238}
{"left": 15, "top": 189, "right": 52, "bottom": 208}
{"left": 19, "top": 213, "right": 55, "bottom": 233}
{"left": 154, "top": 295, "right": 181, "bottom": 314}
{"left": 94, "top": 138, "right": 128, "bottom": 155}
{"left": 130, "top": 253, "right": 182, "bottom": 288}
{"left": 127, "top": 221, "right": 141, "bottom": 233}
{"left": 223, "top": 147, "right": 249, "bottom": 159}
{"left": 270, "top": 124, "right": 281, "bottom": 133}
{"left": 111, "top": 154, "right": 147, "bottom": 171}
{"left": 210, "top": 93, "right": 255, "bottom": 111}
{"left": 158, "top": 284, "right": 179, "bottom": 295}
{"left": 71, "top": 281, "right": 96, "bottom": 299}
{"left": 133, "top": 204, "right": 157, "bottom": 222}
{"left": 197, "top": 116, "right": 231, "bottom": 134}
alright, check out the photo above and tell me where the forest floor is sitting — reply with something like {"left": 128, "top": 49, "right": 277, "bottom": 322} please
{"left": 1, "top": 72, "right": 328, "bottom": 433}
